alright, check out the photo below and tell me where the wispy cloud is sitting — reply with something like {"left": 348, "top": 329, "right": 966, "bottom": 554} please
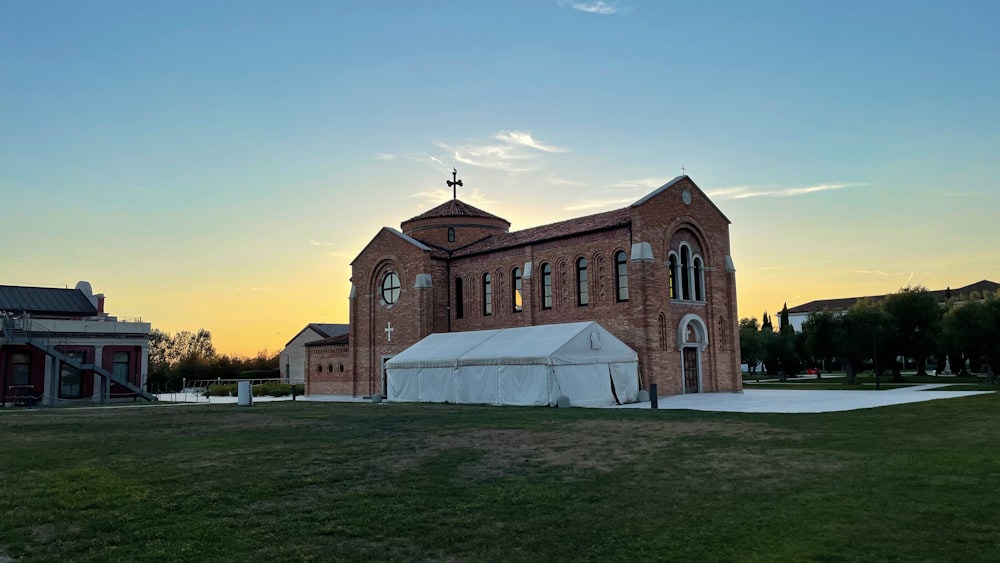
{"left": 435, "top": 141, "right": 536, "bottom": 172}
{"left": 612, "top": 177, "right": 665, "bottom": 191}
{"left": 546, "top": 174, "right": 587, "bottom": 187}
{"left": 375, "top": 153, "right": 395, "bottom": 161}
{"left": 564, "top": 197, "right": 634, "bottom": 212}
{"left": 310, "top": 240, "right": 336, "bottom": 247}
{"left": 707, "top": 182, "right": 865, "bottom": 200}
{"left": 434, "top": 130, "right": 567, "bottom": 173}
{"left": 495, "top": 131, "right": 568, "bottom": 153}
{"left": 561, "top": 1, "right": 619, "bottom": 14}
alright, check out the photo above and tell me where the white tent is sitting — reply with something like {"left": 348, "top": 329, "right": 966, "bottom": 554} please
{"left": 385, "top": 321, "right": 640, "bottom": 407}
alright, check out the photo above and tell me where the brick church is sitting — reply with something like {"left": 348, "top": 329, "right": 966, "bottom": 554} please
{"left": 306, "top": 174, "right": 741, "bottom": 398}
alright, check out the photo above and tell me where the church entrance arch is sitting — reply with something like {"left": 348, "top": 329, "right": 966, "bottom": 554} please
{"left": 677, "top": 314, "right": 709, "bottom": 394}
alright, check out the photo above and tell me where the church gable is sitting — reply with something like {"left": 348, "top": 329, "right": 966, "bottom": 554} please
{"left": 631, "top": 176, "right": 731, "bottom": 226}
{"left": 351, "top": 227, "right": 433, "bottom": 266}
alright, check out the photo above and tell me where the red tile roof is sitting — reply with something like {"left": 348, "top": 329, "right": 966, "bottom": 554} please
{"left": 451, "top": 207, "right": 632, "bottom": 258}
{"left": 403, "top": 199, "right": 510, "bottom": 226}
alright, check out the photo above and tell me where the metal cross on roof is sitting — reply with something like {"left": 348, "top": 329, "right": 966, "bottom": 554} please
{"left": 447, "top": 168, "right": 463, "bottom": 199}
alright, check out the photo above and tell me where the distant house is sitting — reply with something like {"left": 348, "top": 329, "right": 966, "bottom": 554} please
{"left": 0, "top": 281, "right": 153, "bottom": 407}
{"left": 785, "top": 280, "right": 1000, "bottom": 332}
{"left": 279, "top": 323, "right": 349, "bottom": 384}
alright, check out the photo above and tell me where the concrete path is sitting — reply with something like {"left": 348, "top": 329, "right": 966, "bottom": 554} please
{"left": 613, "top": 384, "right": 993, "bottom": 413}
{"left": 152, "top": 385, "right": 993, "bottom": 414}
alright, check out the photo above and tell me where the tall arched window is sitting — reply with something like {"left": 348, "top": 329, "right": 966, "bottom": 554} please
{"left": 668, "top": 253, "right": 678, "bottom": 299}
{"left": 447, "top": 227, "right": 455, "bottom": 242}
{"left": 454, "top": 277, "right": 464, "bottom": 319}
{"left": 482, "top": 273, "right": 492, "bottom": 316}
{"left": 576, "top": 257, "right": 589, "bottom": 306}
{"left": 614, "top": 251, "right": 628, "bottom": 302}
{"left": 658, "top": 312, "right": 667, "bottom": 351}
{"left": 680, "top": 246, "right": 691, "bottom": 301}
{"left": 512, "top": 267, "right": 523, "bottom": 313}
{"left": 693, "top": 257, "right": 704, "bottom": 301}
{"left": 541, "top": 263, "right": 552, "bottom": 309}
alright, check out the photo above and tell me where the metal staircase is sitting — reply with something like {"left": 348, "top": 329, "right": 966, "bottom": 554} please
{"left": 2, "top": 314, "right": 157, "bottom": 403}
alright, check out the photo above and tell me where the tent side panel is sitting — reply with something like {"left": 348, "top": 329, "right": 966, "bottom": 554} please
{"left": 418, "top": 367, "right": 456, "bottom": 403}
{"left": 610, "top": 362, "right": 640, "bottom": 403}
{"left": 552, "top": 364, "right": 616, "bottom": 407}
{"left": 497, "top": 364, "right": 550, "bottom": 406}
{"left": 387, "top": 368, "right": 420, "bottom": 402}
{"left": 455, "top": 365, "right": 500, "bottom": 405}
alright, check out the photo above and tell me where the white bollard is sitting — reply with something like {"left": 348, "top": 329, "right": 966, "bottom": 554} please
{"left": 237, "top": 381, "right": 253, "bottom": 406}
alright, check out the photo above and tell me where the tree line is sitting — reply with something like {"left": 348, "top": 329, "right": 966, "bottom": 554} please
{"left": 146, "top": 329, "right": 280, "bottom": 392}
{"left": 739, "top": 286, "right": 1000, "bottom": 384}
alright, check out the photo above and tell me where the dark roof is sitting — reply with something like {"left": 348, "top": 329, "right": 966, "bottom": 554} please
{"left": 787, "top": 280, "right": 1000, "bottom": 314}
{"left": 284, "top": 323, "right": 349, "bottom": 347}
{"left": 403, "top": 199, "right": 510, "bottom": 226}
{"left": 451, "top": 207, "right": 632, "bottom": 258}
{"left": 311, "top": 323, "right": 350, "bottom": 339}
{"left": 0, "top": 285, "right": 97, "bottom": 317}
{"left": 305, "top": 333, "right": 349, "bottom": 346}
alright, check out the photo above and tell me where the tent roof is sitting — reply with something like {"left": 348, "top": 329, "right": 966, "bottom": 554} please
{"left": 386, "top": 321, "right": 637, "bottom": 369}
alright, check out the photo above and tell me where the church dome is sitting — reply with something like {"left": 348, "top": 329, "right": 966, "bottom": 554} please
{"left": 401, "top": 199, "right": 510, "bottom": 250}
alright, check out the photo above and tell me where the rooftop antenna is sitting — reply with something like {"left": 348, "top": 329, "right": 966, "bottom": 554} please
{"left": 447, "top": 168, "right": 463, "bottom": 199}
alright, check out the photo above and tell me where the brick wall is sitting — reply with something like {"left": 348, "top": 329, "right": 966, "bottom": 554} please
{"left": 306, "top": 345, "right": 352, "bottom": 395}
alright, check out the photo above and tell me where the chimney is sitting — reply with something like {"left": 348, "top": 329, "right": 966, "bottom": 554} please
{"left": 96, "top": 294, "right": 105, "bottom": 314}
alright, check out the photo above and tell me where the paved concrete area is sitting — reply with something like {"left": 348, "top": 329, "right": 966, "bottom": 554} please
{"left": 613, "top": 384, "right": 993, "bottom": 413}
{"left": 152, "top": 384, "right": 993, "bottom": 413}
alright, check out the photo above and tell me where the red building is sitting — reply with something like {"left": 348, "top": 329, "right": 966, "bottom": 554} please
{"left": 307, "top": 175, "right": 741, "bottom": 399}
{"left": 0, "top": 281, "right": 153, "bottom": 407}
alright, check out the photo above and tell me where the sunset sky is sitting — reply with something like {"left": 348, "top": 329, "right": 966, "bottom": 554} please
{"left": 3, "top": 1, "right": 998, "bottom": 356}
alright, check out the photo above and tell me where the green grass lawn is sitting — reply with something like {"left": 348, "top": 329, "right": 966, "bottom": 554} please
{"left": 2, "top": 396, "right": 999, "bottom": 562}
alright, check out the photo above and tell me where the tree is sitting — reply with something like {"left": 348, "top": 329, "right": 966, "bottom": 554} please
{"left": 943, "top": 296, "right": 1000, "bottom": 384}
{"left": 882, "top": 286, "right": 941, "bottom": 378}
{"left": 802, "top": 310, "right": 840, "bottom": 377}
{"left": 739, "top": 317, "right": 763, "bottom": 375}
{"left": 838, "top": 299, "right": 891, "bottom": 385}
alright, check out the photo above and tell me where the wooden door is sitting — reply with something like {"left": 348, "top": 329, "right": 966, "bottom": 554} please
{"left": 683, "top": 348, "right": 699, "bottom": 393}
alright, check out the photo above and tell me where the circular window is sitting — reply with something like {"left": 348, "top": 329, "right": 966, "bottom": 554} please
{"left": 339, "top": 364, "right": 345, "bottom": 373}
{"left": 381, "top": 272, "right": 401, "bottom": 305}
{"left": 328, "top": 364, "right": 334, "bottom": 373}
{"left": 316, "top": 365, "right": 322, "bottom": 373}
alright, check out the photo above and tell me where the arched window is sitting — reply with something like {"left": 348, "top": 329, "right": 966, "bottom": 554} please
{"left": 680, "top": 246, "right": 691, "bottom": 301}
{"left": 541, "top": 263, "right": 552, "bottom": 310}
{"left": 381, "top": 272, "right": 401, "bottom": 305}
{"left": 482, "top": 273, "right": 492, "bottom": 316}
{"left": 658, "top": 313, "right": 667, "bottom": 351}
{"left": 512, "top": 267, "right": 523, "bottom": 313}
{"left": 693, "top": 257, "right": 704, "bottom": 301}
{"left": 614, "top": 251, "right": 628, "bottom": 302}
{"left": 576, "top": 257, "right": 589, "bottom": 306}
{"left": 454, "top": 277, "right": 464, "bottom": 319}
{"left": 447, "top": 227, "right": 455, "bottom": 242}
{"left": 668, "top": 253, "right": 678, "bottom": 299}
